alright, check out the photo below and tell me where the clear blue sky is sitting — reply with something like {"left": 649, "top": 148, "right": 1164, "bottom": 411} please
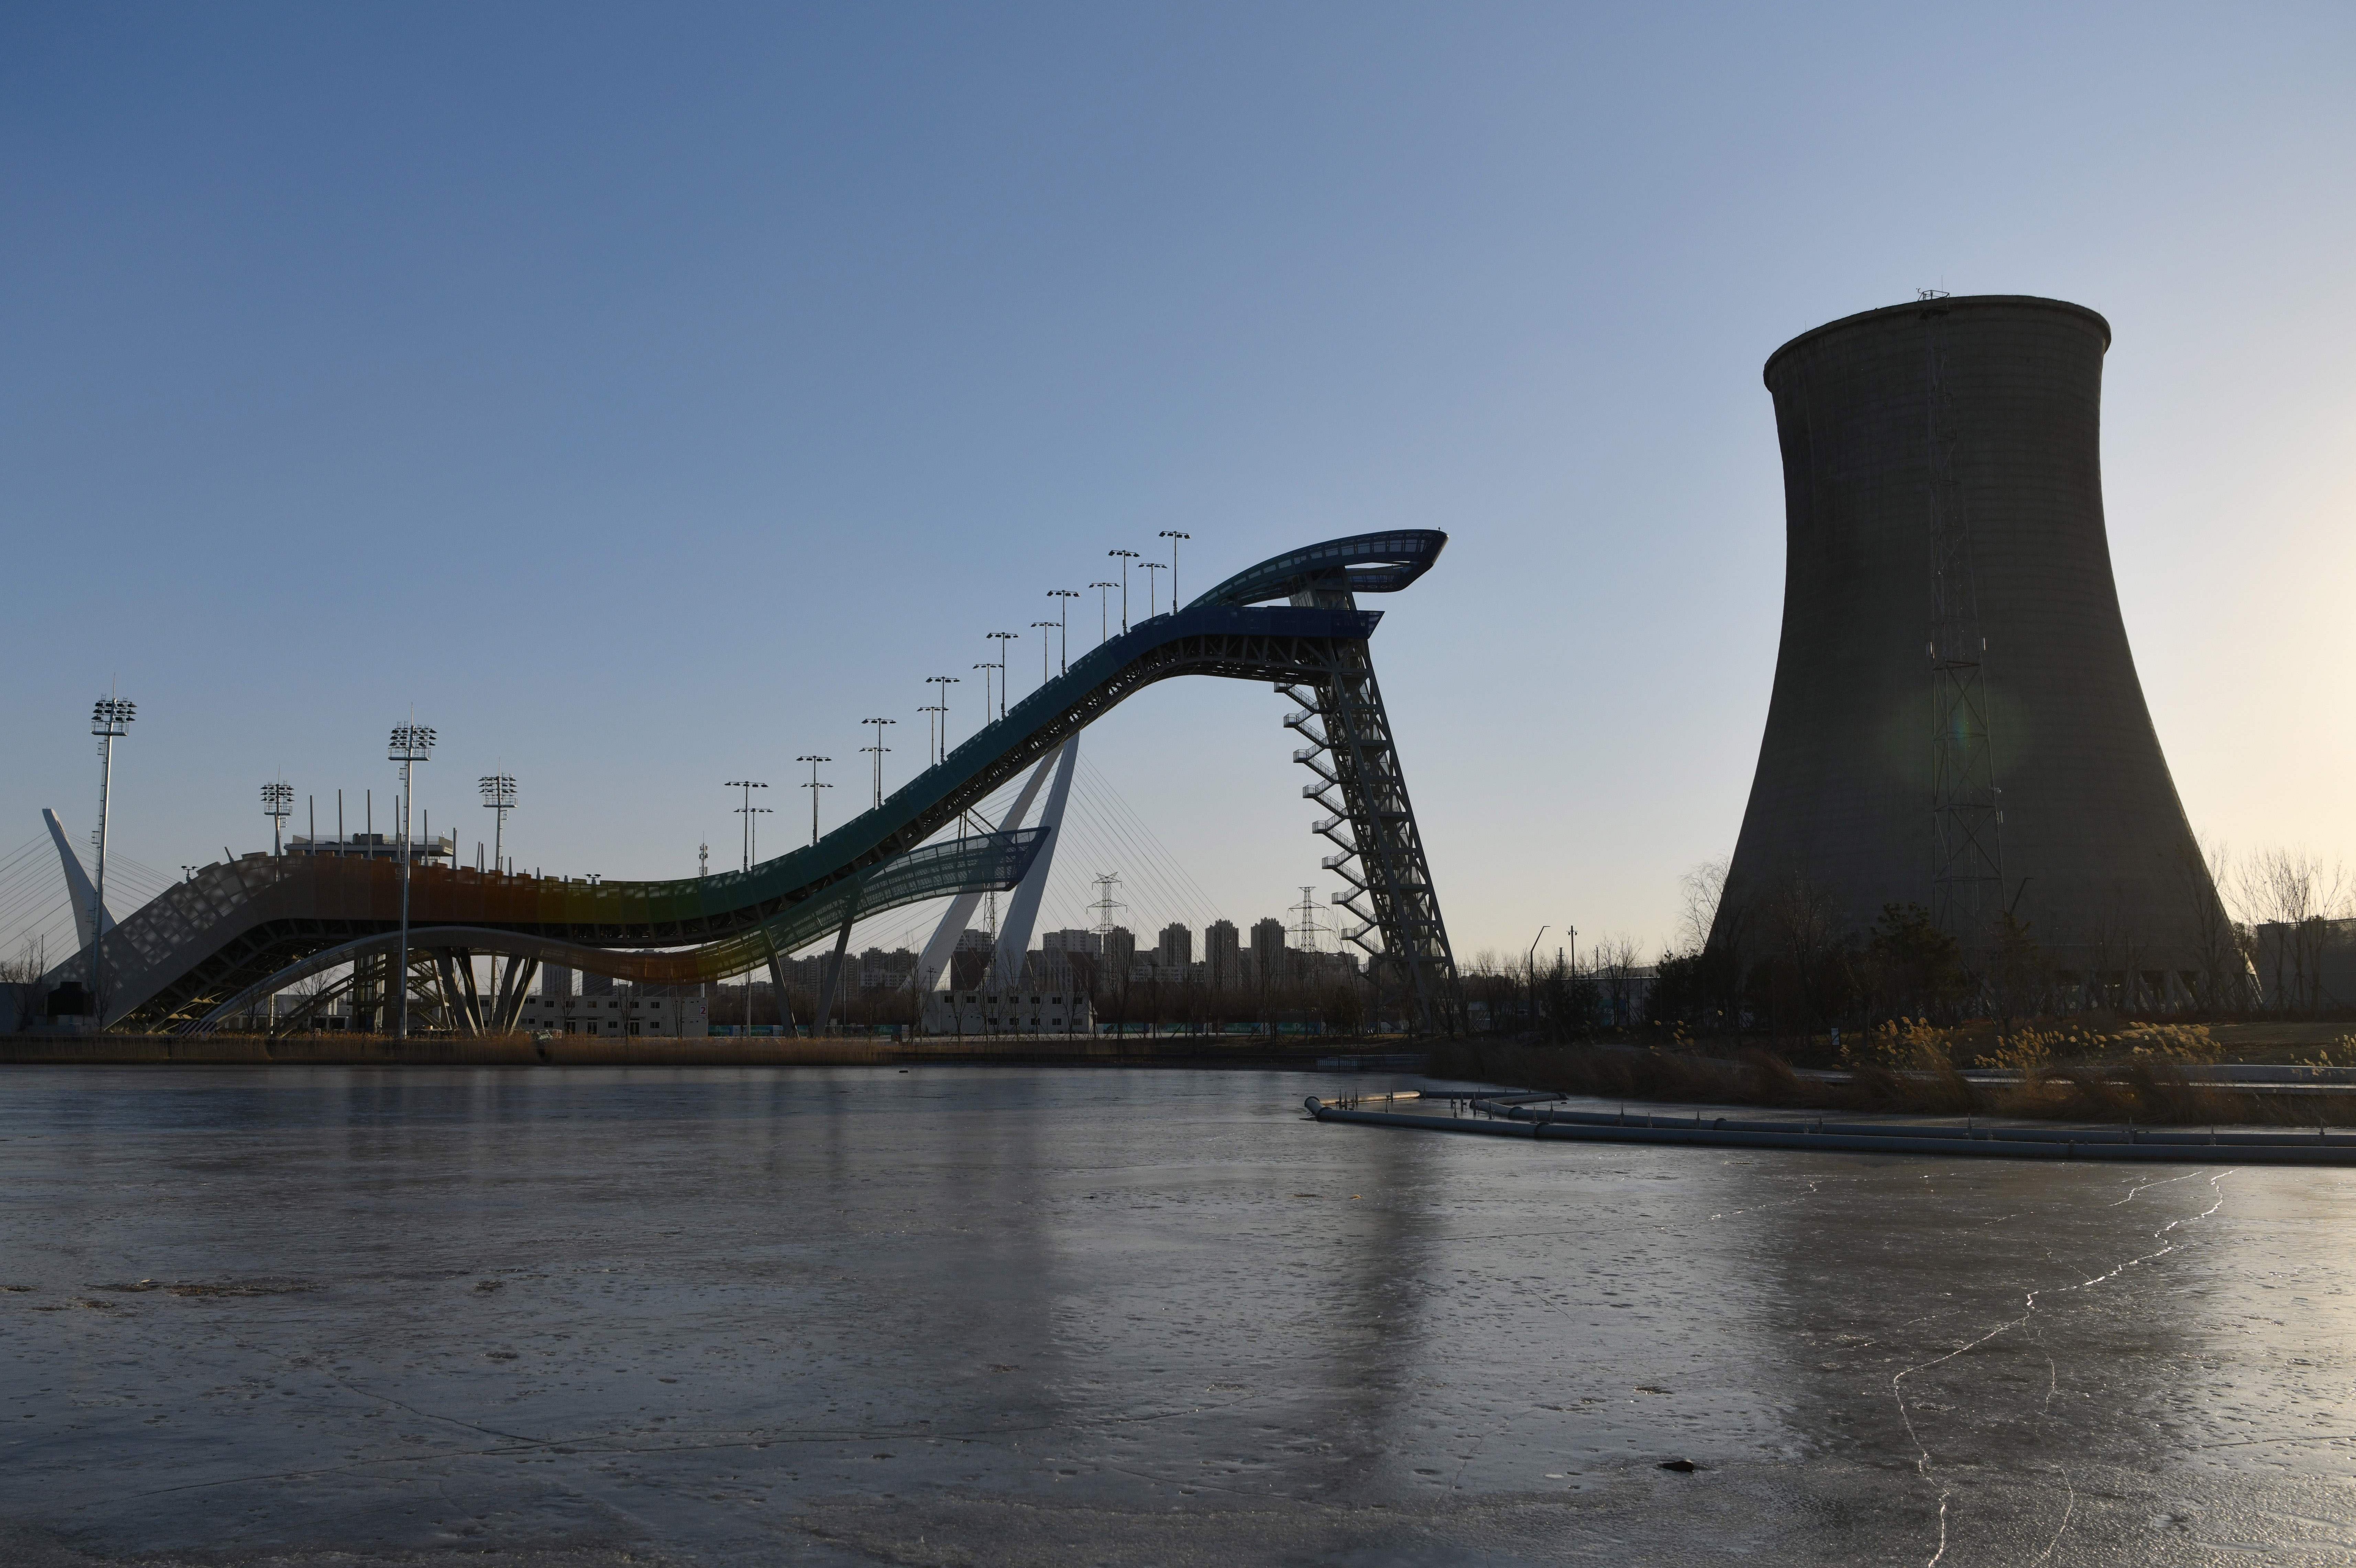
{"left": 5, "top": 3, "right": 2353, "bottom": 964}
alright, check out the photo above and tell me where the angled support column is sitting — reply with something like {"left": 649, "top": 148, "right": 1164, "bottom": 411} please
{"left": 990, "top": 737, "right": 1079, "bottom": 988}
{"left": 814, "top": 899, "right": 861, "bottom": 1031}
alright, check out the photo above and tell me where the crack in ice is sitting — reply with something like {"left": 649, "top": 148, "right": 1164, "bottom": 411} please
{"left": 1889, "top": 1170, "right": 2233, "bottom": 1567}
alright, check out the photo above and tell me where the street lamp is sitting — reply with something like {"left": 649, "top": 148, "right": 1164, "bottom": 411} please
{"left": 1088, "top": 582, "right": 1116, "bottom": 645}
{"left": 918, "top": 701, "right": 946, "bottom": 766}
{"left": 861, "top": 717, "right": 896, "bottom": 808}
{"left": 796, "top": 756, "right": 832, "bottom": 845}
{"left": 86, "top": 694, "right": 134, "bottom": 1023}
{"left": 388, "top": 722, "right": 436, "bottom": 1043}
{"left": 478, "top": 774, "right": 516, "bottom": 874}
{"left": 1048, "top": 589, "right": 1079, "bottom": 673}
{"left": 262, "top": 781, "right": 294, "bottom": 857}
{"left": 725, "top": 780, "right": 769, "bottom": 872}
{"left": 1141, "top": 560, "right": 1166, "bottom": 619}
{"left": 1158, "top": 530, "right": 1190, "bottom": 606}
{"left": 1107, "top": 550, "right": 1138, "bottom": 633}
{"left": 985, "top": 632, "right": 1017, "bottom": 719}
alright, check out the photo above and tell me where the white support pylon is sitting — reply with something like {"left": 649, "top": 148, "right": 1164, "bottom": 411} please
{"left": 989, "top": 736, "right": 1079, "bottom": 989}
{"left": 909, "top": 747, "right": 1063, "bottom": 994}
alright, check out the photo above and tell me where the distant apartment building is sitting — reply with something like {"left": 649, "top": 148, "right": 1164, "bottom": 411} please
{"left": 1158, "top": 922, "right": 1192, "bottom": 972}
{"left": 1250, "top": 918, "right": 1287, "bottom": 983}
{"left": 1103, "top": 925, "right": 1137, "bottom": 976}
{"left": 1204, "top": 920, "right": 1240, "bottom": 989}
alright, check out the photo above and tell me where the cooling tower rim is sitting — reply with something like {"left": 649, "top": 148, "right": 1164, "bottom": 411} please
{"left": 1763, "top": 294, "right": 2112, "bottom": 388}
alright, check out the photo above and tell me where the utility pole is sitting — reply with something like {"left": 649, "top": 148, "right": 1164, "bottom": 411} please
{"left": 1048, "top": 589, "right": 1079, "bottom": 672}
{"left": 1158, "top": 531, "right": 1190, "bottom": 607}
{"left": 479, "top": 773, "right": 515, "bottom": 874}
{"left": 1107, "top": 551, "right": 1138, "bottom": 633}
{"left": 725, "top": 780, "right": 769, "bottom": 871}
{"left": 797, "top": 756, "right": 831, "bottom": 845}
{"left": 389, "top": 722, "right": 435, "bottom": 1043}
{"left": 87, "top": 693, "right": 133, "bottom": 1024}
{"left": 861, "top": 717, "right": 895, "bottom": 807}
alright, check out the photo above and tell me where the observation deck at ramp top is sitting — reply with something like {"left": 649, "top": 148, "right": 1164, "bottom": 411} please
{"left": 57, "top": 530, "right": 1454, "bottom": 1032}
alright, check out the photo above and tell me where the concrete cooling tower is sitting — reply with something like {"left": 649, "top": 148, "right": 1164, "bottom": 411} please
{"left": 1713, "top": 294, "right": 2224, "bottom": 984}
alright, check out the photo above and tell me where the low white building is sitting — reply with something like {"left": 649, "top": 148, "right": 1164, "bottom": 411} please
{"left": 516, "top": 991, "right": 709, "bottom": 1037}
{"left": 922, "top": 988, "right": 1093, "bottom": 1035}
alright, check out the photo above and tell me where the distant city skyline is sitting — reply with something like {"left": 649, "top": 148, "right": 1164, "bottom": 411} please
{"left": 5, "top": 4, "right": 2353, "bottom": 967}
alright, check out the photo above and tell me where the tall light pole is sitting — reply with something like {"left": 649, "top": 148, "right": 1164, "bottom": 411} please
{"left": 262, "top": 781, "right": 293, "bottom": 858}
{"left": 985, "top": 632, "right": 1017, "bottom": 719}
{"left": 972, "top": 661, "right": 994, "bottom": 725}
{"left": 725, "top": 780, "right": 769, "bottom": 871}
{"left": 87, "top": 695, "right": 133, "bottom": 1023}
{"left": 1158, "top": 530, "right": 1190, "bottom": 607}
{"left": 478, "top": 774, "right": 515, "bottom": 874}
{"left": 918, "top": 701, "right": 946, "bottom": 765}
{"left": 388, "top": 723, "right": 436, "bottom": 1042}
{"left": 797, "top": 756, "right": 831, "bottom": 845}
{"left": 926, "top": 675, "right": 959, "bottom": 759}
{"left": 1030, "top": 622, "right": 1056, "bottom": 689}
{"left": 1141, "top": 560, "right": 1166, "bottom": 619}
{"left": 1107, "top": 550, "right": 1138, "bottom": 632}
{"left": 861, "top": 717, "right": 895, "bottom": 807}
{"left": 1089, "top": 582, "right": 1116, "bottom": 645}
{"left": 1048, "top": 589, "right": 1079, "bottom": 672}
{"left": 1526, "top": 925, "right": 1549, "bottom": 1026}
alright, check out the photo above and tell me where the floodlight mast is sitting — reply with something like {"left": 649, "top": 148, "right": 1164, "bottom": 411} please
{"left": 1141, "top": 560, "right": 1166, "bottom": 619}
{"left": 1048, "top": 589, "right": 1079, "bottom": 673}
{"left": 261, "top": 780, "right": 293, "bottom": 858}
{"left": 986, "top": 632, "right": 1017, "bottom": 719}
{"left": 1107, "top": 550, "right": 1138, "bottom": 633}
{"left": 387, "top": 723, "right": 436, "bottom": 1042}
{"left": 796, "top": 756, "right": 832, "bottom": 845}
{"left": 1031, "top": 622, "right": 1055, "bottom": 688}
{"left": 1088, "top": 582, "right": 1116, "bottom": 645}
{"left": 861, "top": 718, "right": 895, "bottom": 807}
{"left": 925, "top": 676, "right": 959, "bottom": 760}
{"left": 478, "top": 773, "right": 516, "bottom": 873}
{"left": 1158, "top": 531, "right": 1190, "bottom": 606}
{"left": 725, "top": 780, "right": 769, "bottom": 872}
{"left": 88, "top": 694, "right": 134, "bottom": 1024}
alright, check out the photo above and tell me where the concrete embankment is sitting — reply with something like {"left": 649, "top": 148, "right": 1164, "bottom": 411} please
{"left": 0, "top": 1033, "right": 1411, "bottom": 1069}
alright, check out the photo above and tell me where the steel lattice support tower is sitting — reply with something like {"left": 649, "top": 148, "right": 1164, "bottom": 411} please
{"left": 1279, "top": 632, "right": 1461, "bottom": 1034}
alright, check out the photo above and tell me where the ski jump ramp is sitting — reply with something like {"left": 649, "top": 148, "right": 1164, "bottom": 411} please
{"left": 43, "top": 531, "right": 1460, "bottom": 1034}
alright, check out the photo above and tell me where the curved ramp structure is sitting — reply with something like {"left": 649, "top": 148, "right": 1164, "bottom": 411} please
{"left": 52, "top": 531, "right": 1460, "bottom": 1033}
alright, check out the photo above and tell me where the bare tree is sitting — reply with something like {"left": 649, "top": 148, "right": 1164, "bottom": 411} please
{"left": 2240, "top": 849, "right": 2349, "bottom": 1012}
{"left": 1678, "top": 859, "right": 1729, "bottom": 954}
{"left": 2182, "top": 836, "right": 2246, "bottom": 1012}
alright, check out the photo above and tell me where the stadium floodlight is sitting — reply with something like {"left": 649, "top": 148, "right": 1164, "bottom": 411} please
{"left": 85, "top": 694, "right": 134, "bottom": 1024}
{"left": 1158, "top": 531, "right": 1191, "bottom": 605}
{"left": 478, "top": 773, "right": 517, "bottom": 874}
{"left": 1031, "top": 622, "right": 1056, "bottom": 687}
{"left": 1088, "top": 582, "right": 1117, "bottom": 645}
{"left": 1140, "top": 560, "right": 1166, "bottom": 619}
{"left": 1107, "top": 550, "right": 1140, "bottom": 633}
{"left": 262, "top": 781, "right": 294, "bottom": 858}
{"left": 796, "top": 756, "right": 832, "bottom": 846}
{"left": 387, "top": 723, "right": 436, "bottom": 1043}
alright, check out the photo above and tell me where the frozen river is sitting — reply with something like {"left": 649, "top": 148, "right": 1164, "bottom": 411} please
{"left": 2, "top": 1066, "right": 2351, "bottom": 1566}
